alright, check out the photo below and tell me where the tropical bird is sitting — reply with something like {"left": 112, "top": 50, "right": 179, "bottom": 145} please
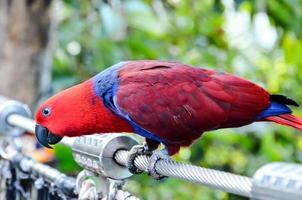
{"left": 35, "top": 60, "right": 302, "bottom": 176}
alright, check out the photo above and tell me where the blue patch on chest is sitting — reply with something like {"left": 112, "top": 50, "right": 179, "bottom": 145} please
{"left": 92, "top": 62, "right": 166, "bottom": 144}
{"left": 93, "top": 62, "right": 125, "bottom": 108}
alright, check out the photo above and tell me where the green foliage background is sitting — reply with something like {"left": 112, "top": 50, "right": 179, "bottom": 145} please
{"left": 52, "top": 0, "right": 302, "bottom": 199}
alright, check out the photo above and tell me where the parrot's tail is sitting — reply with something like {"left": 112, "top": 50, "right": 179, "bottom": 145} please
{"left": 266, "top": 114, "right": 302, "bottom": 131}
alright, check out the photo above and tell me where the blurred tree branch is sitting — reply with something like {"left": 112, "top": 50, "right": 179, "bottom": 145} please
{"left": 0, "top": 0, "right": 56, "bottom": 109}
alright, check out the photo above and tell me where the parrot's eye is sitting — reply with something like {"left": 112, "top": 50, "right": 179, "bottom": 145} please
{"left": 42, "top": 107, "right": 51, "bottom": 117}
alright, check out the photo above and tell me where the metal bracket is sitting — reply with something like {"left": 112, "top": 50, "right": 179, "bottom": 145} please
{"left": 72, "top": 134, "right": 139, "bottom": 180}
{"left": 251, "top": 162, "right": 302, "bottom": 200}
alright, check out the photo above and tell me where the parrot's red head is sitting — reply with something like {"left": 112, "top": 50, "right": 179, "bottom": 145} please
{"left": 35, "top": 79, "right": 132, "bottom": 148}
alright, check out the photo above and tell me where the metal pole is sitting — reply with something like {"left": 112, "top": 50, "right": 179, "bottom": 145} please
{"left": 7, "top": 114, "right": 75, "bottom": 147}
{"left": 7, "top": 114, "right": 35, "bottom": 133}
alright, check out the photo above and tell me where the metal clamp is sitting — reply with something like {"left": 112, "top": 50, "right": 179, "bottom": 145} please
{"left": 72, "top": 134, "right": 139, "bottom": 180}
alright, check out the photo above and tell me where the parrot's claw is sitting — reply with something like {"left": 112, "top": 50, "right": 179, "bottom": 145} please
{"left": 126, "top": 143, "right": 151, "bottom": 174}
{"left": 147, "top": 149, "right": 170, "bottom": 180}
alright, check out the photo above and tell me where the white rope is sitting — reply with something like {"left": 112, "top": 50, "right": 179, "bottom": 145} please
{"left": 115, "top": 150, "right": 252, "bottom": 197}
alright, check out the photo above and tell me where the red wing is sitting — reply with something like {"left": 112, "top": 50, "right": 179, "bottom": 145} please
{"left": 116, "top": 61, "right": 270, "bottom": 146}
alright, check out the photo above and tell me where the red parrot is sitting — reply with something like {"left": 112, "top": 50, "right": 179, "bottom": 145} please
{"left": 35, "top": 60, "right": 302, "bottom": 155}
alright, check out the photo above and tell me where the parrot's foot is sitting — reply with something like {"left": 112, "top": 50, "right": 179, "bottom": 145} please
{"left": 126, "top": 143, "right": 151, "bottom": 174}
{"left": 147, "top": 149, "right": 170, "bottom": 180}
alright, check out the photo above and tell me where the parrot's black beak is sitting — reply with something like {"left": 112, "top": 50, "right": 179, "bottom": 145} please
{"left": 35, "top": 124, "right": 63, "bottom": 148}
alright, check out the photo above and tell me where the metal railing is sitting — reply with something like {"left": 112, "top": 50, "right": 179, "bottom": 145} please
{"left": 0, "top": 141, "right": 77, "bottom": 199}
{"left": 1, "top": 96, "right": 302, "bottom": 200}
